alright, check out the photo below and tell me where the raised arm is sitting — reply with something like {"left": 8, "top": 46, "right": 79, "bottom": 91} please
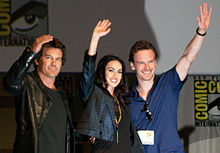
{"left": 176, "top": 2, "right": 212, "bottom": 81}
{"left": 3, "top": 35, "right": 53, "bottom": 95}
{"left": 88, "top": 19, "right": 111, "bottom": 56}
{"left": 31, "top": 35, "right": 53, "bottom": 53}
{"left": 78, "top": 19, "right": 111, "bottom": 103}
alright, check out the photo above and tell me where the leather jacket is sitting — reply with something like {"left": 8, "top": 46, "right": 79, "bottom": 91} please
{"left": 3, "top": 47, "right": 74, "bottom": 153}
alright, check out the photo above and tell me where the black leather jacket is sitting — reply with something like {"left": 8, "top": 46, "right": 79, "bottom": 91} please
{"left": 3, "top": 47, "right": 74, "bottom": 153}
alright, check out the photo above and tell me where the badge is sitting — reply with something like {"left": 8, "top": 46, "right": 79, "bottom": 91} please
{"left": 137, "top": 130, "right": 154, "bottom": 145}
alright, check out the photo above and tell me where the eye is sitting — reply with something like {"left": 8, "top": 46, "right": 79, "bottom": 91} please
{"left": 10, "top": 1, "right": 47, "bottom": 36}
{"left": 118, "top": 70, "right": 122, "bottom": 74}
{"left": 45, "top": 56, "right": 52, "bottom": 59}
{"left": 56, "top": 57, "right": 62, "bottom": 62}
{"left": 148, "top": 60, "right": 154, "bottom": 64}
{"left": 11, "top": 15, "right": 39, "bottom": 34}
{"left": 108, "top": 69, "right": 114, "bottom": 72}
{"left": 208, "top": 97, "right": 220, "bottom": 120}
{"left": 137, "top": 61, "right": 144, "bottom": 64}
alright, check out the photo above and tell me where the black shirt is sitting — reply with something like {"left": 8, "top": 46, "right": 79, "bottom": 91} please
{"left": 39, "top": 87, "right": 67, "bottom": 153}
{"left": 91, "top": 100, "right": 132, "bottom": 153}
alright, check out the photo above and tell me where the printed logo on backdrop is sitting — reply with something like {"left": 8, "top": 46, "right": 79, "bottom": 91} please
{"left": 0, "top": 0, "right": 48, "bottom": 47}
{"left": 194, "top": 79, "right": 220, "bottom": 127}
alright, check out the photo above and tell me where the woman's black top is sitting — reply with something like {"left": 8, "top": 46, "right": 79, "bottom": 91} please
{"left": 91, "top": 99, "right": 131, "bottom": 153}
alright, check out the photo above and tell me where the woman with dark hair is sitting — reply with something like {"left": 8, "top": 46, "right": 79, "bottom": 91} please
{"left": 76, "top": 19, "right": 144, "bottom": 153}
{"left": 95, "top": 55, "right": 129, "bottom": 105}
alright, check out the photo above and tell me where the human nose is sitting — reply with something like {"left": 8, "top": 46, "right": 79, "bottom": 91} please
{"left": 144, "top": 63, "right": 150, "bottom": 69}
{"left": 51, "top": 58, "right": 56, "bottom": 65}
{"left": 113, "top": 71, "right": 120, "bottom": 78}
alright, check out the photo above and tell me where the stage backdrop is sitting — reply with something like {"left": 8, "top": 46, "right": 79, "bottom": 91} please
{"left": 0, "top": 0, "right": 219, "bottom": 74}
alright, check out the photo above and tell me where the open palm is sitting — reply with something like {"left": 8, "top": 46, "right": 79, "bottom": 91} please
{"left": 197, "top": 2, "right": 212, "bottom": 33}
{"left": 93, "top": 19, "right": 111, "bottom": 38}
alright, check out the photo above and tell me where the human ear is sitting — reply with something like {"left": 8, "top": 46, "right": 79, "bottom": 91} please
{"left": 130, "top": 62, "right": 136, "bottom": 71}
{"left": 35, "top": 59, "right": 39, "bottom": 65}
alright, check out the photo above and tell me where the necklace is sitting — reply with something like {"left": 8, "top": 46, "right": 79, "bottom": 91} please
{"left": 114, "top": 96, "right": 122, "bottom": 143}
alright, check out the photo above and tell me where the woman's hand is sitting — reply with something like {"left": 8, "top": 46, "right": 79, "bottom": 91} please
{"left": 90, "top": 136, "right": 96, "bottom": 144}
{"left": 92, "top": 19, "right": 111, "bottom": 40}
{"left": 88, "top": 19, "right": 112, "bottom": 56}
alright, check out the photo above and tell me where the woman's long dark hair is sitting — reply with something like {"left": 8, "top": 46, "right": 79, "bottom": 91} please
{"left": 95, "top": 55, "right": 129, "bottom": 104}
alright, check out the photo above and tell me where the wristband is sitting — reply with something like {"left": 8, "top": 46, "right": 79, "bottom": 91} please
{"left": 196, "top": 27, "right": 206, "bottom": 36}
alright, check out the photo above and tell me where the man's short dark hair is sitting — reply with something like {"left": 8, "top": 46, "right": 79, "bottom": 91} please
{"left": 34, "top": 38, "right": 66, "bottom": 69}
{"left": 129, "top": 40, "right": 158, "bottom": 63}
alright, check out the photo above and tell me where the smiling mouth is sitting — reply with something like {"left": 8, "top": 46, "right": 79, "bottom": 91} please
{"left": 111, "top": 79, "right": 118, "bottom": 83}
{"left": 143, "top": 71, "right": 151, "bottom": 74}
{"left": 48, "top": 67, "right": 57, "bottom": 72}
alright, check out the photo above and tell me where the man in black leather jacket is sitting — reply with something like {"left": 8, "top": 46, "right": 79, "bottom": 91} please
{"left": 3, "top": 35, "right": 74, "bottom": 153}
